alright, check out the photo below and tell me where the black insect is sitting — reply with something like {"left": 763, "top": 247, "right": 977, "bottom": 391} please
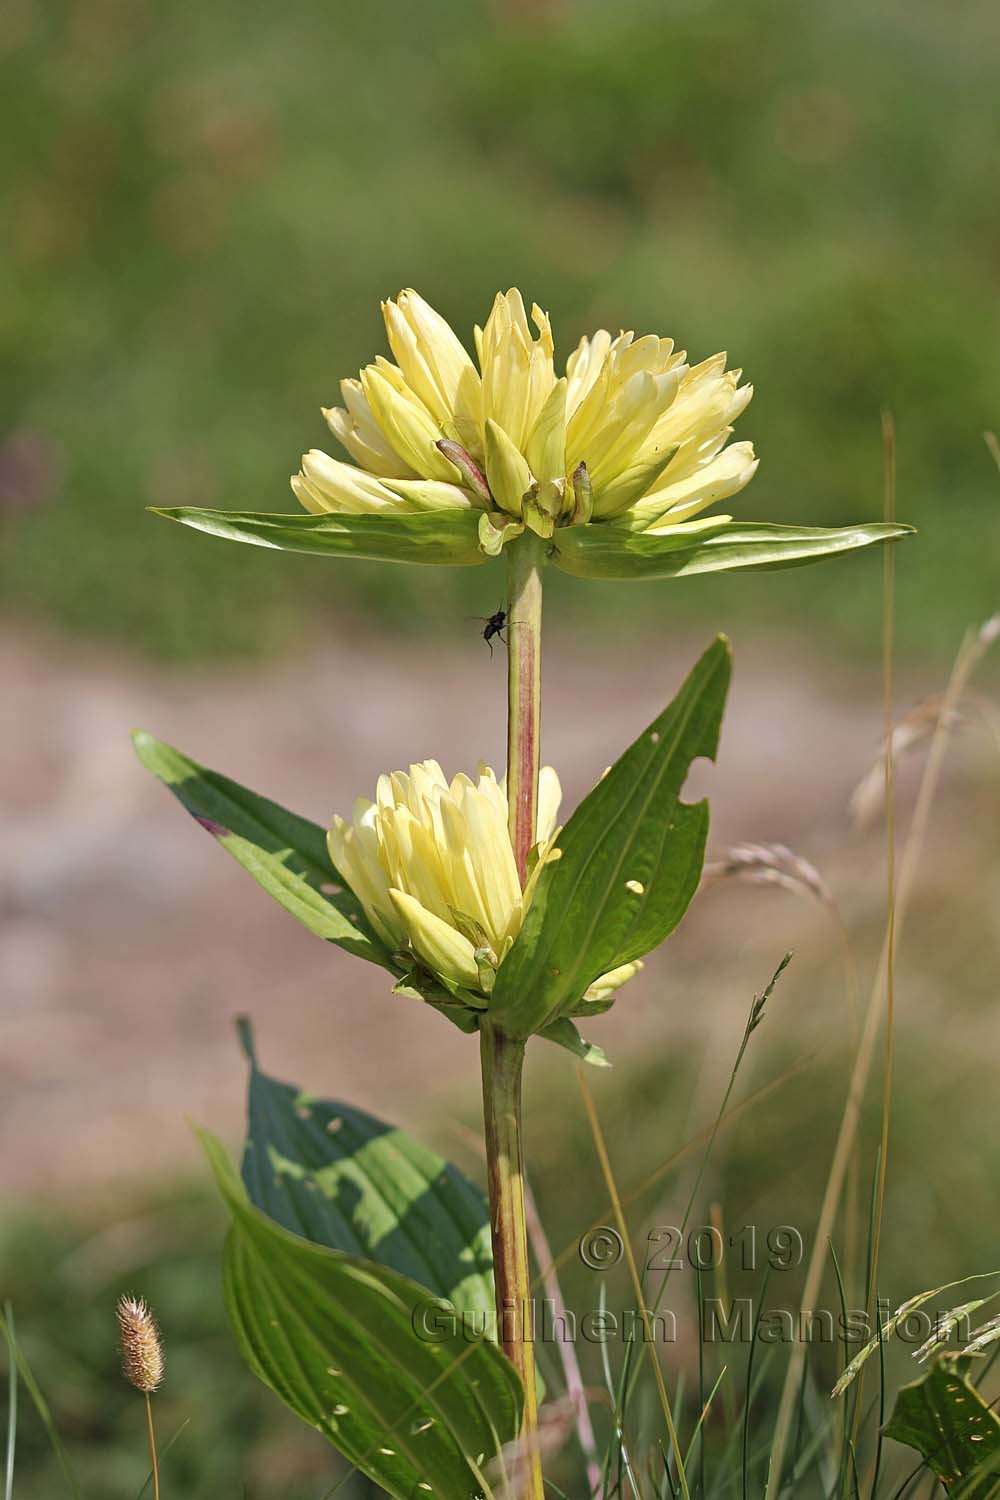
{"left": 467, "top": 606, "right": 509, "bottom": 657}
{"left": 481, "top": 608, "right": 508, "bottom": 657}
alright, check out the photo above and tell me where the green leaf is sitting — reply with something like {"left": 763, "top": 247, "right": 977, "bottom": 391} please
{"left": 151, "top": 506, "right": 488, "bottom": 566}
{"left": 237, "top": 1021, "right": 496, "bottom": 1324}
{"left": 552, "top": 519, "right": 914, "bottom": 580}
{"left": 200, "top": 1129, "right": 522, "bottom": 1500}
{"left": 490, "top": 637, "right": 730, "bottom": 1037}
{"left": 132, "top": 730, "right": 391, "bottom": 968}
{"left": 883, "top": 1359, "right": 1000, "bottom": 1497}
{"left": 538, "top": 1018, "right": 612, "bottom": 1068}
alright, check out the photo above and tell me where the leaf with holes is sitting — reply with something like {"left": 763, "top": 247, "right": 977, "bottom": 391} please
{"left": 490, "top": 636, "right": 730, "bottom": 1037}
{"left": 200, "top": 1129, "right": 522, "bottom": 1500}
{"left": 132, "top": 731, "right": 391, "bottom": 968}
{"left": 238, "top": 1021, "right": 495, "bottom": 1326}
{"left": 884, "top": 1358, "right": 1000, "bottom": 1497}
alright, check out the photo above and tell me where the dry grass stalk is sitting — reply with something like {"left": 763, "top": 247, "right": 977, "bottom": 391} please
{"left": 766, "top": 612, "right": 998, "bottom": 1499}
{"left": 849, "top": 695, "right": 968, "bottom": 827}
{"left": 486, "top": 1396, "right": 579, "bottom": 1496}
{"left": 850, "top": 612, "right": 1000, "bottom": 826}
{"left": 700, "top": 841, "right": 835, "bottom": 909}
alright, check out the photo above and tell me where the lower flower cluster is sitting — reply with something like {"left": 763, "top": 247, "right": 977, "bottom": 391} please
{"left": 328, "top": 759, "right": 640, "bottom": 1009}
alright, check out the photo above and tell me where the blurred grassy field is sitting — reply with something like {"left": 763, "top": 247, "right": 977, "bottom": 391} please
{"left": 3, "top": 1, "right": 1000, "bottom": 1494}
{"left": 2, "top": 0, "right": 999, "bottom": 660}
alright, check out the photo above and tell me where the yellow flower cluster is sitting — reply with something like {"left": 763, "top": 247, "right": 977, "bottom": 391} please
{"left": 293, "top": 289, "right": 756, "bottom": 553}
{"left": 329, "top": 758, "right": 639, "bottom": 1004}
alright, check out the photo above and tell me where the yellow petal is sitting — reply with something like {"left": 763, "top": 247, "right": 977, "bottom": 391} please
{"left": 389, "top": 888, "right": 480, "bottom": 987}
{"left": 627, "top": 442, "right": 758, "bottom": 530}
{"left": 360, "top": 365, "right": 457, "bottom": 482}
{"left": 583, "top": 960, "right": 644, "bottom": 1005}
{"left": 536, "top": 766, "right": 562, "bottom": 845}
{"left": 322, "top": 380, "right": 415, "bottom": 479}
{"left": 479, "top": 290, "right": 556, "bottom": 450}
{"left": 382, "top": 289, "right": 483, "bottom": 435}
{"left": 292, "top": 450, "right": 408, "bottom": 514}
{"left": 524, "top": 378, "right": 567, "bottom": 485}
{"left": 484, "top": 418, "right": 533, "bottom": 517}
{"left": 326, "top": 816, "right": 401, "bottom": 948}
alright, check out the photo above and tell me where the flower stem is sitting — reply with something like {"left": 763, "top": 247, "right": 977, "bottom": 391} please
{"left": 476, "top": 529, "right": 547, "bottom": 1494}
{"left": 480, "top": 1022, "right": 543, "bottom": 1496}
{"left": 505, "top": 530, "right": 545, "bottom": 884}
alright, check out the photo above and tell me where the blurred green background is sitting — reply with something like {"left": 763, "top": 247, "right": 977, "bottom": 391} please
{"left": 3, "top": 0, "right": 999, "bottom": 659}
{"left": 3, "top": 0, "right": 1000, "bottom": 1495}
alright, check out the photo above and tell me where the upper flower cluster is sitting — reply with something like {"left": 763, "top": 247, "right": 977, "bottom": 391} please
{"left": 293, "top": 288, "right": 757, "bottom": 556}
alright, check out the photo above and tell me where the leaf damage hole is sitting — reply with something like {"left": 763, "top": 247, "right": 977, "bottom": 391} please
{"left": 625, "top": 879, "right": 645, "bottom": 895}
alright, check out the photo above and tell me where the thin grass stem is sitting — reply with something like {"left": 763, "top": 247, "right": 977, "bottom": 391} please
{"left": 577, "top": 1070, "right": 692, "bottom": 1500}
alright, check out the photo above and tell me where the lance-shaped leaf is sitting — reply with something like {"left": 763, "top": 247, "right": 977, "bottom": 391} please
{"left": 883, "top": 1359, "right": 1000, "bottom": 1498}
{"left": 150, "top": 506, "right": 489, "bottom": 566}
{"left": 132, "top": 730, "right": 391, "bottom": 968}
{"left": 552, "top": 518, "right": 913, "bottom": 580}
{"left": 238, "top": 1021, "right": 496, "bottom": 1324}
{"left": 490, "top": 637, "right": 730, "bottom": 1037}
{"left": 200, "top": 1130, "right": 522, "bottom": 1500}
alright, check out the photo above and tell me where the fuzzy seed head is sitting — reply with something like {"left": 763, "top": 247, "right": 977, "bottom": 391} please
{"left": 116, "top": 1295, "right": 164, "bottom": 1393}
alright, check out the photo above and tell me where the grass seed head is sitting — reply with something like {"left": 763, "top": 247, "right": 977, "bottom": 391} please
{"left": 116, "top": 1295, "right": 164, "bottom": 1394}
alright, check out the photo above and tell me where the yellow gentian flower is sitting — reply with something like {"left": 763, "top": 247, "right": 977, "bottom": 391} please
{"left": 328, "top": 758, "right": 640, "bottom": 1003}
{"left": 160, "top": 284, "right": 908, "bottom": 573}
{"left": 294, "top": 287, "right": 756, "bottom": 549}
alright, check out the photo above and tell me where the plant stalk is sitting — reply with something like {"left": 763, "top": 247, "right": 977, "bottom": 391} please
{"left": 505, "top": 530, "right": 545, "bottom": 884}
{"left": 480, "top": 1023, "right": 542, "bottom": 1493}
{"left": 477, "top": 530, "right": 546, "bottom": 1496}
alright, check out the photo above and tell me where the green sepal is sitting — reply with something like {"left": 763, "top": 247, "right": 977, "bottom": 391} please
{"left": 198, "top": 1127, "right": 522, "bottom": 1500}
{"left": 489, "top": 637, "right": 730, "bottom": 1037}
{"left": 552, "top": 518, "right": 914, "bottom": 580}
{"left": 150, "top": 505, "right": 488, "bottom": 566}
{"left": 475, "top": 951, "right": 497, "bottom": 995}
{"left": 478, "top": 508, "right": 525, "bottom": 556}
{"left": 539, "top": 1017, "right": 612, "bottom": 1068}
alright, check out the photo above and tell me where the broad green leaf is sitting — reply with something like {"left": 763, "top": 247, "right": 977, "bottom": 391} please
{"left": 238, "top": 1021, "right": 495, "bottom": 1324}
{"left": 200, "top": 1129, "right": 522, "bottom": 1500}
{"left": 132, "top": 730, "right": 391, "bottom": 968}
{"left": 552, "top": 519, "right": 913, "bottom": 580}
{"left": 490, "top": 637, "right": 730, "bottom": 1037}
{"left": 884, "top": 1359, "right": 1000, "bottom": 1497}
{"left": 151, "top": 506, "right": 488, "bottom": 566}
